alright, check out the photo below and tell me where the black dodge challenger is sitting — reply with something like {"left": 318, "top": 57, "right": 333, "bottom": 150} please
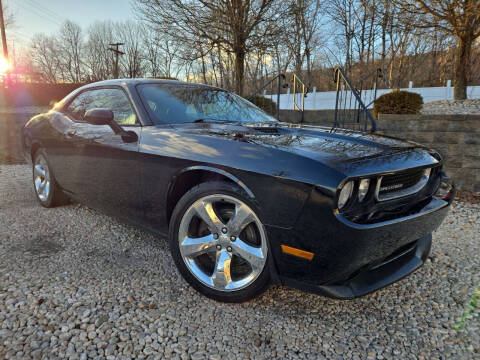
{"left": 22, "top": 79, "right": 454, "bottom": 302}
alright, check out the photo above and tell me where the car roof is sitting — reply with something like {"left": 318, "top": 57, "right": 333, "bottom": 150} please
{"left": 56, "top": 78, "right": 226, "bottom": 114}
{"left": 83, "top": 78, "right": 220, "bottom": 89}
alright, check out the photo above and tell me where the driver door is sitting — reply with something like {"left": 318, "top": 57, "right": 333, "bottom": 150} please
{"left": 61, "top": 87, "right": 144, "bottom": 221}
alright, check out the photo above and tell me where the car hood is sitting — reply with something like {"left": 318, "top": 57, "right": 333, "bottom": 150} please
{"left": 175, "top": 121, "right": 430, "bottom": 165}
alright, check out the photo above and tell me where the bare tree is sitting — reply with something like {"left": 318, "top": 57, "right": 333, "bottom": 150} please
{"left": 400, "top": 0, "right": 480, "bottom": 99}
{"left": 134, "top": 0, "right": 287, "bottom": 95}
{"left": 59, "top": 21, "right": 83, "bottom": 83}
{"left": 116, "top": 21, "right": 145, "bottom": 78}
{"left": 288, "top": 0, "right": 323, "bottom": 85}
{"left": 326, "top": 0, "right": 358, "bottom": 72}
{"left": 30, "top": 34, "right": 61, "bottom": 83}
{"left": 2, "top": 1, "right": 14, "bottom": 29}
{"left": 84, "top": 21, "right": 115, "bottom": 81}
{"left": 142, "top": 27, "right": 161, "bottom": 77}
{"left": 24, "top": 2, "right": 478, "bottom": 93}
{"left": 160, "top": 40, "right": 187, "bottom": 79}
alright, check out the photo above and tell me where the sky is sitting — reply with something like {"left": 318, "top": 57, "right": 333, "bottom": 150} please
{"left": 6, "top": 0, "right": 134, "bottom": 46}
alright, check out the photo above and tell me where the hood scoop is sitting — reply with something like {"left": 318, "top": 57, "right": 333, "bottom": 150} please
{"left": 252, "top": 127, "right": 280, "bottom": 134}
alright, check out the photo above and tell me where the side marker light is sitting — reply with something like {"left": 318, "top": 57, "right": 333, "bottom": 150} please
{"left": 281, "top": 245, "right": 314, "bottom": 260}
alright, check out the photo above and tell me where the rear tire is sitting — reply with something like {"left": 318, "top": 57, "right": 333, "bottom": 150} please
{"left": 32, "top": 149, "right": 69, "bottom": 208}
{"left": 169, "top": 181, "right": 271, "bottom": 302}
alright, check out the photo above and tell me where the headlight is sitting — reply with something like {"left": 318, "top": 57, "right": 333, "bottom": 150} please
{"left": 338, "top": 181, "right": 354, "bottom": 209}
{"left": 436, "top": 172, "right": 455, "bottom": 201}
{"left": 358, "top": 178, "right": 370, "bottom": 202}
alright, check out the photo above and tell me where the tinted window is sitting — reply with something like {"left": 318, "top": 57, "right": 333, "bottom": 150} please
{"left": 137, "top": 84, "right": 276, "bottom": 125}
{"left": 67, "top": 88, "right": 137, "bottom": 125}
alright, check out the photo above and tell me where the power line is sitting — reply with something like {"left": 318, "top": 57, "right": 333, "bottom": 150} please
{"left": 17, "top": 0, "right": 63, "bottom": 27}
{"left": 21, "top": 0, "right": 64, "bottom": 24}
{"left": 25, "top": 0, "right": 65, "bottom": 21}
{"left": 10, "top": 30, "right": 30, "bottom": 42}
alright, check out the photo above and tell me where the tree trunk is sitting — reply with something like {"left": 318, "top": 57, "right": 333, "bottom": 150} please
{"left": 201, "top": 54, "right": 207, "bottom": 84}
{"left": 381, "top": 6, "right": 388, "bottom": 87}
{"left": 305, "top": 47, "right": 312, "bottom": 87}
{"left": 216, "top": 45, "right": 224, "bottom": 88}
{"left": 234, "top": 50, "right": 245, "bottom": 96}
{"left": 454, "top": 35, "right": 471, "bottom": 100}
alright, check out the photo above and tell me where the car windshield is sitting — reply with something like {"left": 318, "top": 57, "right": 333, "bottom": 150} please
{"left": 137, "top": 84, "right": 277, "bottom": 125}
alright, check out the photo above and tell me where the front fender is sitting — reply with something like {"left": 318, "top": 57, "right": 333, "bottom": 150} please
{"left": 169, "top": 165, "right": 255, "bottom": 200}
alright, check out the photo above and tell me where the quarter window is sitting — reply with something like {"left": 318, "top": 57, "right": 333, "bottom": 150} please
{"left": 66, "top": 88, "right": 137, "bottom": 125}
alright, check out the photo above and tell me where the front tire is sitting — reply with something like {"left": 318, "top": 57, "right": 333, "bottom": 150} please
{"left": 32, "top": 149, "right": 68, "bottom": 208}
{"left": 169, "top": 181, "right": 271, "bottom": 302}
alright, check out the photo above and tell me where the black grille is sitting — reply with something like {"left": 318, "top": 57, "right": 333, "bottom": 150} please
{"left": 379, "top": 168, "right": 425, "bottom": 195}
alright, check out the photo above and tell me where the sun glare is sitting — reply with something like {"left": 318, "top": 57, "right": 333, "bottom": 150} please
{"left": 0, "top": 56, "right": 10, "bottom": 74}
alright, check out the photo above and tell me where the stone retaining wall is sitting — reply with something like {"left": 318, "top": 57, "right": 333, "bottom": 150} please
{"left": 278, "top": 109, "right": 341, "bottom": 125}
{"left": 376, "top": 114, "right": 480, "bottom": 192}
{"left": 0, "top": 108, "right": 48, "bottom": 164}
{"left": 279, "top": 110, "right": 480, "bottom": 192}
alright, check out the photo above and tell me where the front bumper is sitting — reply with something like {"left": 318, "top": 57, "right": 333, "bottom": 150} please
{"left": 283, "top": 233, "right": 431, "bottom": 299}
{"left": 267, "top": 194, "right": 450, "bottom": 299}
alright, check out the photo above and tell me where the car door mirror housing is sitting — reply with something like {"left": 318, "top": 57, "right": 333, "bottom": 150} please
{"left": 84, "top": 108, "right": 114, "bottom": 126}
{"left": 84, "top": 108, "right": 138, "bottom": 143}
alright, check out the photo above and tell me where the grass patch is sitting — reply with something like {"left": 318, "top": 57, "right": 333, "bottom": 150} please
{"left": 455, "top": 282, "right": 480, "bottom": 331}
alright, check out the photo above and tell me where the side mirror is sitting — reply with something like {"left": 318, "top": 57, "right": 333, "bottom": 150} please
{"left": 84, "top": 108, "right": 114, "bottom": 125}
{"left": 84, "top": 108, "right": 138, "bottom": 143}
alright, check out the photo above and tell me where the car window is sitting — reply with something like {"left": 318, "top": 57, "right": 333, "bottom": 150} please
{"left": 137, "top": 84, "right": 276, "bottom": 125}
{"left": 66, "top": 88, "right": 138, "bottom": 126}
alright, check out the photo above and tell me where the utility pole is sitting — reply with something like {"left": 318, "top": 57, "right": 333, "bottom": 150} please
{"left": 0, "top": 0, "right": 8, "bottom": 59}
{"left": 0, "top": 0, "right": 7, "bottom": 60}
{"left": 0, "top": 0, "right": 9, "bottom": 86}
{"left": 108, "top": 43, "right": 124, "bottom": 79}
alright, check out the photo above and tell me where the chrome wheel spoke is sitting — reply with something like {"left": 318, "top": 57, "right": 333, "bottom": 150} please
{"left": 211, "top": 249, "right": 232, "bottom": 289}
{"left": 180, "top": 235, "right": 217, "bottom": 258}
{"left": 44, "top": 181, "right": 50, "bottom": 197}
{"left": 34, "top": 178, "right": 43, "bottom": 191}
{"left": 192, "top": 200, "right": 224, "bottom": 232}
{"left": 34, "top": 164, "right": 45, "bottom": 178}
{"left": 227, "top": 203, "right": 255, "bottom": 236}
{"left": 39, "top": 180, "right": 46, "bottom": 193}
{"left": 33, "top": 155, "right": 51, "bottom": 201}
{"left": 231, "top": 239, "right": 265, "bottom": 270}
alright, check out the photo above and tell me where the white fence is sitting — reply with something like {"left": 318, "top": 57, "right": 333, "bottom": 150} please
{"left": 266, "top": 82, "right": 480, "bottom": 110}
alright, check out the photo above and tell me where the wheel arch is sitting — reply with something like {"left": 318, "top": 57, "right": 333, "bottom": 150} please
{"left": 165, "top": 166, "right": 255, "bottom": 224}
{"left": 30, "top": 141, "right": 43, "bottom": 161}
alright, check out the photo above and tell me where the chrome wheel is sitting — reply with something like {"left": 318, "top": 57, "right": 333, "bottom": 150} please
{"left": 178, "top": 194, "right": 268, "bottom": 292}
{"left": 34, "top": 155, "right": 51, "bottom": 202}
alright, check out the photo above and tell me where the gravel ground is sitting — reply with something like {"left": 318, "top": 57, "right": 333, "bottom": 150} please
{"left": 0, "top": 164, "right": 479, "bottom": 360}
